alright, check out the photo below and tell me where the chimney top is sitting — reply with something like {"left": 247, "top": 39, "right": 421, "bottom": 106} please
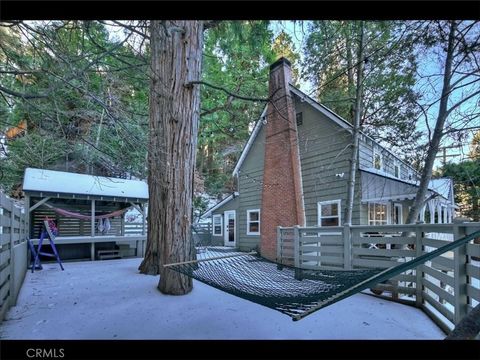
{"left": 270, "top": 57, "right": 291, "bottom": 71}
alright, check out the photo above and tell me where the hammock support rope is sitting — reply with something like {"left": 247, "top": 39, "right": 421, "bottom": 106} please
{"left": 165, "top": 229, "right": 480, "bottom": 321}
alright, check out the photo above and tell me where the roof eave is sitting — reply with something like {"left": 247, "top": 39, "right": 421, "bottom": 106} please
{"left": 232, "top": 106, "right": 267, "bottom": 177}
{"left": 200, "top": 191, "right": 239, "bottom": 218}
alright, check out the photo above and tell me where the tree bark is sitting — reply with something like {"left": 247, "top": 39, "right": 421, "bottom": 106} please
{"left": 345, "top": 22, "right": 356, "bottom": 122}
{"left": 345, "top": 21, "right": 365, "bottom": 226}
{"left": 138, "top": 20, "right": 204, "bottom": 296}
{"left": 405, "top": 21, "right": 457, "bottom": 225}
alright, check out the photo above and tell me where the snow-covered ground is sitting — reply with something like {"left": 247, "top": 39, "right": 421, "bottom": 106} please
{"left": 0, "top": 258, "right": 445, "bottom": 340}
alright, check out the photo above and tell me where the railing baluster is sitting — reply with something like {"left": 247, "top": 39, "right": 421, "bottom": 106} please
{"left": 416, "top": 224, "right": 423, "bottom": 307}
{"left": 453, "top": 223, "right": 468, "bottom": 325}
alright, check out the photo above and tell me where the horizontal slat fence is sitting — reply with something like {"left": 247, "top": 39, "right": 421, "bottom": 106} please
{"left": 192, "top": 223, "right": 212, "bottom": 246}
{"left": 0, "top": 192, "right": 28, "bottom": 322}
{"left": 278, "top": 222, "right": 480, "bottom": 334}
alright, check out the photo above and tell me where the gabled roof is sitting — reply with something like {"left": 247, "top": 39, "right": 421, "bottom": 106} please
{"left": 23, "top": 168, "right": 148, "bottom": 201}
{"left": 201, "top": 192, "right": 239, "bottom": 218}
{"left": 232, "top": 84, "right": 420, "bottom": 178}
{"left": 232, "top": 106, "right": 267, "bottom": 177}
{"left": 429, "top": 178, "right": 454, "bottom": 201}
{"left": 289, "top": 86, "right": 353, "bottom": 131}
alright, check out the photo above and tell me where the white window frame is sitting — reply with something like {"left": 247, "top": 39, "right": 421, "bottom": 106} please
{"left": 317, "top": 200, "right": 342, "bottom": 227}
{"left": 212, "top": 214, "right": 223, "bottom": 236}
{"left": 373, "top": 148, "right": 383, "bottom": 171}
{"left": 394, "top": 160, "right": 400, "bottom": 178}
{"left": 246, "top": 209, "right": 260, "bottom": 235}
{"left": 368, "top": 202, "right": 390, "bottom": 225}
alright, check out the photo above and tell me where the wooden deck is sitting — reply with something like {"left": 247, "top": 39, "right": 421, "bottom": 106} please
{"left": 29, "top": 235, "right": 147, "bottom": 260}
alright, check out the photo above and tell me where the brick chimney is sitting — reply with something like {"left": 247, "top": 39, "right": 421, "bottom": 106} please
{"left": 260, "top": 57, "right": 305, "bottom": 261}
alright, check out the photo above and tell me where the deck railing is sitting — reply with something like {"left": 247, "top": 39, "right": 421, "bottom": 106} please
{"left": 0, "top": 192, "right": 28, "bottom": 321}
{"left": 278, "top": 222, "right": 480, "bottom": 333}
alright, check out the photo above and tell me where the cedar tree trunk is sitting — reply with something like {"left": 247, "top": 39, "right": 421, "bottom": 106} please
{"left": 139, "top": 20, "right": 204, "bottom": 296}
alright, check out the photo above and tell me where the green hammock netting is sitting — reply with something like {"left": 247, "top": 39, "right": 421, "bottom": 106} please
{"left": 166, "top": 230, "right": 480, "bottom": 321}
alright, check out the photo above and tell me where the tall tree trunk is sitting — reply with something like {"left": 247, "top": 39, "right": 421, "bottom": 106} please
{"left": 345, "top": 21, "right": 365, "bottom": 225}
{"left": 345, "top": 22, "right": 356, "bottom": 122}
{"left": 405, "top": 21, "right": 457, "bottom": 224}
{"left": 139, "top": 20, "right": 204, "bottom": 296}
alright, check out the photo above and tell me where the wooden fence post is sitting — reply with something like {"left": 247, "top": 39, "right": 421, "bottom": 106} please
{"left": 453, "top": 222, "right": 468, "bottom": 325}
{"left": 8, "top": 198, "right": 15, "bottom": 308}
{"left": 276, "top": 226, "right": 281, "bottom": 263}
{"left": 343, "top": 224, "right": 352, "bottom": 270}
{"left": 90, "top": 200, "right": 95, "bottom": 261}
{"left": 293, "top": 226, "right": 302, "bottom": 280}
{"left": 293, "top": 226, "right": 300, "bottom": 268}
{"left": 415, "top": 223, "right": 424, "bottom": 308}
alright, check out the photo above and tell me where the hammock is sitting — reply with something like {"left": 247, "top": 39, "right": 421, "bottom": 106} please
{"left": 42, "top": 202, "right": 131, "bottom": 220}
{"left": 165, "top": 229, "right": 480, "bottom": 321}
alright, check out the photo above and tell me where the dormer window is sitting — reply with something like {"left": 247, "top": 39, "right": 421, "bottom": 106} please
{"left": 373, "top": 149, "right": 383, "bottom": 171}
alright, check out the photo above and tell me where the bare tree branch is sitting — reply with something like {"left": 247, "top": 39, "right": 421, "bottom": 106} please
{"left": 0, "top": 84, "right": 48, "bottom": 99}
{"left": 446, "top": 89, "right": 480, "bottom": 116}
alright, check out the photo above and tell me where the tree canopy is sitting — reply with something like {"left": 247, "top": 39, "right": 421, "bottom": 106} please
{"left": 0, "top": 20, "right": 478, "bottom": 220}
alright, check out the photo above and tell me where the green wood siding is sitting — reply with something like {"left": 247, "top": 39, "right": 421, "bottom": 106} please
{"left": 358, "top": 135, "right": 418, "bottom": 182}
{"left": 211, "top": 196, "right": 240, "bottom": 246}
{"left": 236, "top": 125, "right": 265, "bottom": 251}
{"left": 295, "top": 100, "right": 362, "bottom": 225}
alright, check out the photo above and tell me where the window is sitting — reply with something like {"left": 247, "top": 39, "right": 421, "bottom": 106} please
{"left": 212, "top": 214, "right": 222, "bottom": 236}
{"left": 368, "top": 203, "right": 389, "bottom": 225}
{"left": 394, "top": 161, "right": 400, "bottom": 178}
{"left": 296, "top": 112, "right": 303, "bottom": 126}
{"left": 318, "top": 200, "right": 341, "bottom": 227}
{"left": 247, "top": 209, "right": 260, "bottom": 235}
{"left": 373, "top": 149, "right": 383, "bottom": 171}
{"left": 392, "top": 203, "right": 403, "bottom": 224}
{"left": 408, "top": 171, "right": 413, "bottom": 181}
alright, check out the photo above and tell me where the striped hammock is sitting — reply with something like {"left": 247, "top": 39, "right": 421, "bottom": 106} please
{"left": 43, "top": 202, "right": 131, "bottom": 220}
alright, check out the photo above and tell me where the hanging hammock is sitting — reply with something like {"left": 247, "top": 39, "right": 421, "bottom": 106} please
{"left": 42, "top": 202, "right": 131, "bottom": 221}
{"left": 165, "top": 229, "right": 480, "bottom": 321}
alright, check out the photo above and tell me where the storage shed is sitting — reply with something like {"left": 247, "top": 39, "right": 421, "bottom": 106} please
{"left": 23, "top": 168, "right": 148, "bottom": 261}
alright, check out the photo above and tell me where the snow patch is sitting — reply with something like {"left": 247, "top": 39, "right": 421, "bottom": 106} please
{"left": 0, "top": 258, "right": 446, "bottom": 340}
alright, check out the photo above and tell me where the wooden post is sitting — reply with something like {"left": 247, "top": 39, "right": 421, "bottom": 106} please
{"left": 90, "top": 200, "right": 95, "bottom": 261}
{"left": 343, "top": 224, "right": 352, "bottom": 270}
{"left": 276, "top": 226, "right": 282, "bottom": 263}
{"left": 415, "top": 223, "right": 424, "bottom": 308}
{"left": 293, "top": 226, "right": 300, "bottom": 268}
{"left": 27, "top": 197, "right": 51, "bottom": 213}
{"left": 453, "top": 223, "right": 468, "bottom": 324}
{"left": 293, "top": 225, "right": 302, "bottom": 280}
{"left": 25, "top": 195, "right": 30, "bottom": 268}
{"left": 141, "top": 204, "right": 146, "bottom": 257}
{"left": 9, "top": 198, "right": 15, "bottom": 307}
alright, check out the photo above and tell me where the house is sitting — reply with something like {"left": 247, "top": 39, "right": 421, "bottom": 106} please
{"left": 202, "top": 57, "right": 455, "bottom": 261}
{"left": 23, "top": 167, "right": 148, "bottom": 261}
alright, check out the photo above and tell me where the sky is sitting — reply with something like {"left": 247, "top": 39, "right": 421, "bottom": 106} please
{"left": 269, "top": 20, "right": 478, "bottom": 169}
{"left": 104, "top": 20, "right": 477, "bottom": 169}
